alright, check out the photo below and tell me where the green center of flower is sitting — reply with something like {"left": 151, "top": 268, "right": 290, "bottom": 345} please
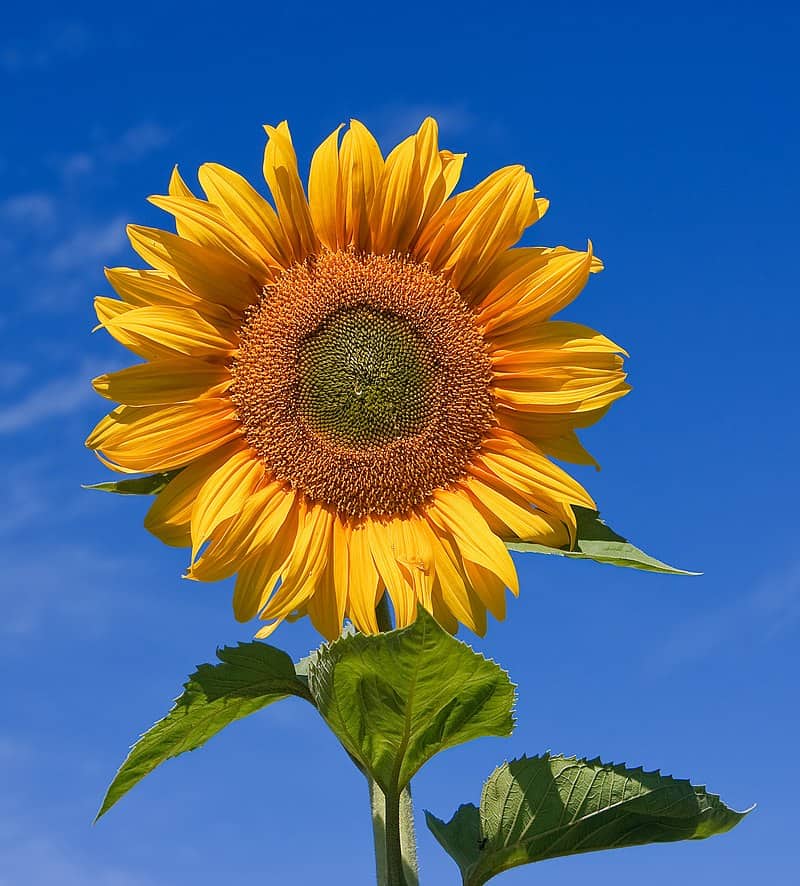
{"left": 296, "top": 306, "right": 435, "bottom": 446}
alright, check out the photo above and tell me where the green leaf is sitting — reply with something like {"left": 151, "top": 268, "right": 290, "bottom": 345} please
{"left": 307, "top": 608, "right": 515, "bottom": 795}
{"left": 295, "top": 623, "right": 356, "bottom": 685}
{"left": 96, "top": 642, "right": 313, "bottom": 820}
{"left": 507, "top": 506, "right": 698, "bottom": 575}
{"left": 82, "top": 470, "right": 181, "bottom": 495}
{"left": 426, "top": 754, "right": 750, "bottom": 885}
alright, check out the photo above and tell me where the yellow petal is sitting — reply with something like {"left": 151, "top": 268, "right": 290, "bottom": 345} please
{"left": 190, "top": 447, "right": 265, "bottom": 561}
{"left": 127, "top": 224, "right": 257, "bottom": 312}
{"left": 189, "top": 482, "right": 296, "bottom": 583}
{"left": 345, "top": 519, "right": 382, "bottom": 633}
{"left": 462, "top": 559, "right": 507, "bottom": 620}
{"left": 93, "top": 297, "right": 162, "bottom": 358}
{"left": 339, "top": 119, "right": 384, "bottom": 250}
{"left": 168, "top": 165, "right": 195, "bottom": 199}
{"left": 490, "top": 321, "right": 627, "bottom": 363}
{"left": 364, "top": 517, "right": 417, "bottom": 628}
{"left": 100, "top": 305, "right": 236, "bottom": 358}
{"left": 148, "top": 194, "right": 272, "bottom": 278}
{"left": 86, "top": 400, "right": 241, "bottom": 473}
{"left": 94, "top": 294, "right": 131, "bottom": 325}
{"left": 474, "top": 429, "right": 595, "bottom": 516}
{"left": 459, "top": 475, "right": 571, "bottom": 545}
{"left": 167, "top": 166, "right": 200, "bottom": 241}
{"left": 104, "top": 267, "right": 236, "bottom": 327}
{"left": 439, "top": 149, "right": 466, "bottom": 199}
{"left": 493, "top": 375, "right": 630, "bottom": 414}
{"left": 467, "top": 245, "right": 603, "bottom": 307}
{"left": 415, "top": 165, "right": 537, "bottom": 291}
{"left": 308, "top": 125, "right": 344, "bottom": 250}
{"left": 369, "top": 134, "right": 425, "bottom": 255}
{"left": 262, "top": 121, "right": 319, "bottom": 261}
{"left": 496, "top": 403, "right": 613, "bottom": 444}
{"left": 260, "top": 502, "right": 333, "bottom": 620}
{"left": 232, "top": 521, "right": 296, "bottom": 622}
{"left": 478, "top": 246, "right": 594, "bottom": 334}
{"left": 306, "top": 561, "right": 344, "bottom": 642}
{"left": 92, "top": 358, "right": 230, "bottom": 405}
{"left": 197, "top": 162, "right": 291, "bottom": 270}
{"left": 429, "top": 581, "right": 460, "bottom": 634}
{"left": 411, "top": 118, "right": 451, "bottom": 244}
{"left": 536, "top": 431, "right": 600, "bottom": 469}
{"left": 395, "top": 515, "right": 435, "bottom": 613}
{"left": 426, "top": 489, "right": 519, "bottom": 595}
{"left": 421, "top": 517, "right": 488, "bottom": 630}
{"left": 144, "top": 441, "right": 246, "bottom": 547}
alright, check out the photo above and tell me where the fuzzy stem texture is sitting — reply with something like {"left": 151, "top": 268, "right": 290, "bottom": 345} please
{"left": 370, "top": 596, "right": 420, "bottom": 886}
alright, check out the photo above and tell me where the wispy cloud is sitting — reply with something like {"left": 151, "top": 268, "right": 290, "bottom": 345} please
{"left": 0, "top": 120, "right": 170, "bottom": 315}
{"left": 0, "top": 832, "right": 152, "bottom": 886}
{"left": 649, "top": 561, "right": 800, "bottom": 672}
{"left": 0, "top": 365, "right": 98, "bottom": 435}
{"left": 57, "top": 122, "right": 173, "bottom": 183}
{"left": 0, "top": 193, "right": 57, "bottom": 227}
{"left": 369, "top": 101, "right": 476, "bottom": 150}
{"left": 0, "top": 542, "right": 144, "bottom": 637}
{"left": 47, "top": 216, "right": 127, "bottom": 272}
{"left": 0, "top": 22, "right": 90, "bottom": 74}
{"left": 0, "top": 361, "right": 31, "bottom": 391}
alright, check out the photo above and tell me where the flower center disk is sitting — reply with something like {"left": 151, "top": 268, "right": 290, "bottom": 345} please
{"left": 230, "top": 250, "right": 495, "bottom": 518}
{"left": 296, "top": 306, "right": 434, "bottom": 446}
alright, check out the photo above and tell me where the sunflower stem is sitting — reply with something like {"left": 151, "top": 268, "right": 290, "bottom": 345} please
{"left": 369, "top": 780, "right": 419, "bottom": 886}
{"left": 370, "top": 595, "right": 419, "bottom": 885}
{"left": 375, "top": 592, "right": 393, "bottom": 632}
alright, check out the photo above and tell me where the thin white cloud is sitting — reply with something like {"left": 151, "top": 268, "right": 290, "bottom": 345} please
{"left": 0, "top": 542, "right": 142, "bottom": 637}
{"left": 0, "top": 22, "right": 90, "bottom": 74}
{"left": 47, "top": 215, "right": 127, "bottom": 272}
{"left": 57, "top": 122, "right": 172, "bottom": 183}
{"left": 60, "top": 151, "right": 94, "bottom": 179}
{"left": 110, "top": 122, "right": 171, "bottom": 164}
{"left": 0, "top": 193, "right": 57, "bottom": 227}
{"left": 0, "top": 361, "right": 31, "bottom": 391}
{"left": 0, "top": 833, "right": 152, "bottom": 886}
{"left": 0, "top": 366, "right": 98, "bottom": 435}
{"left": 649, "top": 560, "right": 800, "bottom": 672}
{"left": 369, "top": 102, "right": 476, "bottom": 150}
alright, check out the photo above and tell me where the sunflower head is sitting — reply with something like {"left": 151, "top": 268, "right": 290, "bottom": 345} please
{"left": 87, "top": 117, "right": 629, "bottom": 640}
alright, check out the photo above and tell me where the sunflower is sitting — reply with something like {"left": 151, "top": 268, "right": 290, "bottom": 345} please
{"left": 87, "top": 118, "right": 629, "bottom": 640}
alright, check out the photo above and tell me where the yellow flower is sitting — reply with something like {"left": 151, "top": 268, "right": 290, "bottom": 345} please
{"left": 87, "top": 118, "right": 629, "bottom": 640}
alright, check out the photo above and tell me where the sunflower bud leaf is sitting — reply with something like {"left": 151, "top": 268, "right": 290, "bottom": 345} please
{"left": 96, "top": 642, "right": 313, "bottom": 821}
{"left": 82, "top": 470, "right": 182, "bottom": 496}
{"left": 426, "top": 753, "right": 750, "bottom": 885}
{"left": 306, "top": 607, "right": 515, "bottom": 795}
{"left": 506, "top": 506, "right": 698, "bottom": 575}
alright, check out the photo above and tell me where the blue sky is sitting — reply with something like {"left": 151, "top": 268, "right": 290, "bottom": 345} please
{"left": 1, "top": 1, "right": 798, "bottom": 882}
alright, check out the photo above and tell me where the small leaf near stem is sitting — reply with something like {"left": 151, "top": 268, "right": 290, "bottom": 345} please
{"left": 308, "top": 606, "right": 513, "bottom": 884}
{"left": 307, "top": 607, "right": 515, "bottom": 794}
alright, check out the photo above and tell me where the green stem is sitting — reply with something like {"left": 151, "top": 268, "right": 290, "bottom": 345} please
{"left": 370, "top": 594, "right": 419, "bottom": 885}
{"left": 375, "top": 592, "right": 393, "bottom": 632}
{"left": 369, "top": 780, "right": 419, "bottom": 886}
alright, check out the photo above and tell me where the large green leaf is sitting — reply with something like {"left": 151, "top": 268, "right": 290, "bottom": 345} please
{"left": 426, "top": 753, "right": 750, "bottom": 885}
{"left": 307, "top": 608, "right": 515, "bottom": 795}
{"left": 96, "top": 642, "right": 313, "bottom": 820}
{"left": 83, "top": 470, "right": 181, "bottom": 495}
{"left": 507, "top": 506, "right": 697, "bottom": 575}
